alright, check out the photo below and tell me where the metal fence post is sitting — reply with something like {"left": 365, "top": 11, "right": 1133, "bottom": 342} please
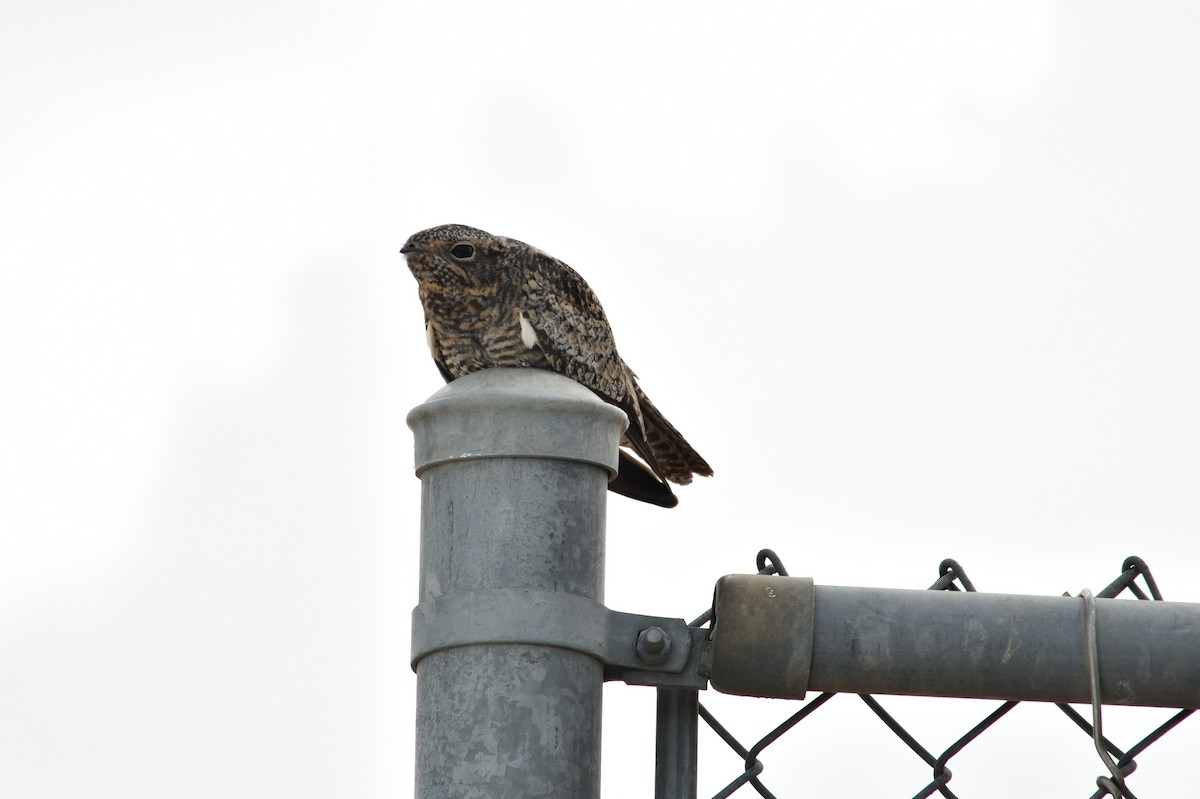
{"left": 655, "top": 688, "right": 699, "bottom": 799}
{"left": 407, "top": 368, "right": 627, "bottom": 799}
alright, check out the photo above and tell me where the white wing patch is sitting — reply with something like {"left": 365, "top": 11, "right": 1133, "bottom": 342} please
{"left": 519, "top": 312, "right": 539, "bottom": 349}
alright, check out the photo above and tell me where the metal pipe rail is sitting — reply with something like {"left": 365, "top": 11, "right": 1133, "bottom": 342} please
{"left": 708, "top": 574, "right": 1200, "bottom": 708}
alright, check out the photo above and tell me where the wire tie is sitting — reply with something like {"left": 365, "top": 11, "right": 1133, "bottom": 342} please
{"left": 1082, "top": 588, "right": 1133, "bottom": 798}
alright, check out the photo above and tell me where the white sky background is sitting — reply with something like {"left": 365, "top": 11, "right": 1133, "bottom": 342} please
{"left": 2, "top": 1, "right": 1199, "bottom": 796}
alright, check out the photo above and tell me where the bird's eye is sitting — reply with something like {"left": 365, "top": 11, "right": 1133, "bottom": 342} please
{"left": 450, "top": 243, "right": 475, "bottom": 260}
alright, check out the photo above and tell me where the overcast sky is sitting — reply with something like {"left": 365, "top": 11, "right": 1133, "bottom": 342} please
{"left": 3, "top": 1, "right": 1199, "bottom": 797}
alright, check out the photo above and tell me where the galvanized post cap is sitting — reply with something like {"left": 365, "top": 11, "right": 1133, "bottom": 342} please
{"left": 406, "top": 368, "right": 628, "bottom": 477}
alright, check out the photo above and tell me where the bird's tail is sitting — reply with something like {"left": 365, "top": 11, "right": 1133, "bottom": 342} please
{"left": 629, "top": 383, "right": 713, "bottom": 486}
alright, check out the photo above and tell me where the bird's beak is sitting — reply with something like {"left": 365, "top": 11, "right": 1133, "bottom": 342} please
{"left": 400, "top": 242, "right": 418, "bottom": 254}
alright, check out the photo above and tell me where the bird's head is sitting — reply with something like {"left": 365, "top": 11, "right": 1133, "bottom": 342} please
{"left": 400, "top": 224, "right": 509, "bottom": 293}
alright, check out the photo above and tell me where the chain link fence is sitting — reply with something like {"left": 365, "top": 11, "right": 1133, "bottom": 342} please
{"left": 678, "top": 553, "right": 1195, "bottom": 799}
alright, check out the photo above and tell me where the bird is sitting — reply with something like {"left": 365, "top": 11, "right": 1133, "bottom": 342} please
{"left": 400, "top": 223, "right": 712, "bottom": 507}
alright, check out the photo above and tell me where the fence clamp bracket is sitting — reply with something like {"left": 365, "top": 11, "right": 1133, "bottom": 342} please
{"left": 411, "top": 588, "right": 709, "bottom": 690}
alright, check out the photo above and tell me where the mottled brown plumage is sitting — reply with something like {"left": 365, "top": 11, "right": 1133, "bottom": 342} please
{"left": 400, "top": 223, "right": 712, "bottom": 507}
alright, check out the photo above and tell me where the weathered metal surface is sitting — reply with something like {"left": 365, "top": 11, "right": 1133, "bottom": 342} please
{"left": 709, "top": 574, "right": 816, "bottom": 698}
{"left": 708, "top": 575, "right": 1200, "bottom": 708}
{"left": 408, "top": 369, "right": 625, "bottom": 799}
{"left": 410, "top": 587, "right": 695, "bottom": 675}
{"left": 654, "top": 689, "right": 699, "bottom": 799}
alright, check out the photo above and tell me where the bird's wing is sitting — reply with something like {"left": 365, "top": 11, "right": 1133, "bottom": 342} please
{"left": 514, "top": 245, "right": 635, "bottom": 408}
{"left": 512, "top": 243, "right": 678, "bottom": 498}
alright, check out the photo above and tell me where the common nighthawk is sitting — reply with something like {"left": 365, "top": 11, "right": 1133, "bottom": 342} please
{"left": 401, "top": 223, "right": 712, "bottom": 507}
